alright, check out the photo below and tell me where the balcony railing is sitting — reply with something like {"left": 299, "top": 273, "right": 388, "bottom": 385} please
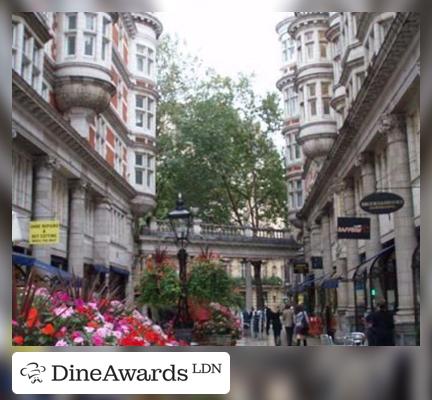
{"left": 141, "top": 219, "right": 293, "bottom": 243}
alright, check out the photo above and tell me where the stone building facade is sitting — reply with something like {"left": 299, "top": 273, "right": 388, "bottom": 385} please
{"left": 276, "top": 12, "right": 420, "bottom": 344}
{"left": 12, "top": 12, "right": 162, "bottom": 300}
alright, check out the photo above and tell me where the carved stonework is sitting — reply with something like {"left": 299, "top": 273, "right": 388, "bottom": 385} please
{"left": 378, "top": 113, "right": 406, "bottom": 143}
{"left": 357, "top": 151, "right": 374, "bottom": 167}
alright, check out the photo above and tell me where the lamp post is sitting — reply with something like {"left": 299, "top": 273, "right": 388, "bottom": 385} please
{"left": 168, "top": 193, "right": 193, "bottom": 335}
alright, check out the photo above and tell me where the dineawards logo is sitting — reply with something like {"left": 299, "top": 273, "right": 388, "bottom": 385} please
{"left": 12, "top": 352, "right": 230, "bottom": 395}
{"left": 20, "top": 362, "right": 47, "bottom": 384}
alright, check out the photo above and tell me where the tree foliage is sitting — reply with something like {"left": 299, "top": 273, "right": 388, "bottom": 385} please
{"left": 156, "top": 35, "right": 287, "bottom": 228}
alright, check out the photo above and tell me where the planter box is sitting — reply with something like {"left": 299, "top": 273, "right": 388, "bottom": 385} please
{"left": 197, "top": 334, "right": 235, "bottom": 346}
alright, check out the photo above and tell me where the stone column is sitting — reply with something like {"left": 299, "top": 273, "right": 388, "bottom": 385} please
{"left": 379, "top": 114, "right": 417, "bottom": 344}
{"left": 343, "top": 177, "right": 359, "bottom": 320}
{"left": 310, "top": 222, "right": 322, "bottom": 314}
{"left": 303, "top": 226, "right": 312, "bottom": 267}
{"left": 244, "top": 259, "right": 253, "bottom": 312}
{"left": 32, "top": 157, "right": 56, "bottom": 264}
{"left": 68, "top": 180, "right": 86, "bottom": 277}
{"left": 94, "top": 197, "right": 111, "bottom": 269}
{"left": 125, "top": 212, "right": 135, "bottom": 305}
{"left": 320, "top": 211, "right": 332, "bottom": 276}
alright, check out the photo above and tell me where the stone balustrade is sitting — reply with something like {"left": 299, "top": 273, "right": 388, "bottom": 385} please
{"left": 141, "top": 219, "right": 292, "bottom": 244}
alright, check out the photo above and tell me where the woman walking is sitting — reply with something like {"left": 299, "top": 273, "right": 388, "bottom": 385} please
{"left": 294, "top": 304, "right": 309, "bottom": 346}
{"left": 269, "top": 306, "right": 283, "bottom": 346}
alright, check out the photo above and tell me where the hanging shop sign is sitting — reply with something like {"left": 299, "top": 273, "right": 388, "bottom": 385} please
{"left": 293, "top": 261, "right": 309, "bottom": 274}
{"left": 311, "top": 256, "right": 323, "bottom": 269}
{"left": 337, "top": 217, "right": 371, "bottom": 240}
{"left": 360, "top": 192, "right": 404, "bottom": 215}
{"left": 29, "top": 220, "right": 60, "bottom": 245}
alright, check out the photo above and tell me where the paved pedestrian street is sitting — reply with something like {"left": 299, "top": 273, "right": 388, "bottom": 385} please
{"left": 237, "top": 330, "right": 321, "bottom": 346}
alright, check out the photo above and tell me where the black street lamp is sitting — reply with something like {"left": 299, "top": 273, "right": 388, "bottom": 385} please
{"left": 168, "top": 193, "right": 193, "bottom": 336}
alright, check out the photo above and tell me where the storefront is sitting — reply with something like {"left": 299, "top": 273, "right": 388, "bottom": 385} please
{"left": 109, "top": 266, "right": 130, "bottom": 300}
{"left": 368, "top": 244, "right": 397, "bottom": 312}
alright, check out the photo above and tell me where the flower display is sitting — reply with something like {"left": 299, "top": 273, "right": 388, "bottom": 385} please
{"left": 12, "top": 285, "right": 181, "bottom": 347}
{"left": 192, "top": 302, "right": 241, "bottom": 343}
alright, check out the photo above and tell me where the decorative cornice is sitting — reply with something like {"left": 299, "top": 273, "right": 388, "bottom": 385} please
{"left": 289, "top": 13, "right": 330, "bottom": 37}
{"left": 131, "top": 13, "right": 163, "bottom": 39}
{"left": 120, "top": 13, "right": 138, "bottom": 39}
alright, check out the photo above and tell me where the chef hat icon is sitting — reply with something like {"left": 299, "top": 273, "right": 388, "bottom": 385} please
{"left": 20, "top": 362, "right": 46, "bottom": 383}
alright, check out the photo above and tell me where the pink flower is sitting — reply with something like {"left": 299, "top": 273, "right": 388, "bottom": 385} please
{"left": 92, "top": 335, "right": 104, "bottom": 346}
{"left": 73, "top": 336, "right": 84, "bottom": 344}
{"left": 12, "top": 320, "right": 18, "bottom": 326}
{"left": 35, "top": 287, "right": 50, "bottom": 297}
{"left": 113, "top": 331, "right": 122, "bottom": 339}
{"left": 71, "top": 331, "right": 82, "bottom": 339}
{"left": 88, "top": 302, "right": 98, "bottom": 310}
{"left": 74, "top": 299, "right": 85, "bottom": 308}
{"left": 96, "top": 327, "right": 109, "bottom": 338}
{"left": 84, "top": 326, "right": 95, "bottom": 334}
{"left": 55, "top": 339, "right": 68, "bottom": 347}
{"left": 53, "top": 306, "right": 74, "bottom": 318}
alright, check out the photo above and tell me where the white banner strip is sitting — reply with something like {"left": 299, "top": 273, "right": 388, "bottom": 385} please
{"left": 12, "top": 352, "right": 230, "bottom": 394}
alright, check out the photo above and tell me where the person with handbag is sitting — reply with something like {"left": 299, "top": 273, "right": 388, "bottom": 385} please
{"left": 294, "top": 304, "right": 309, "bottom": 346}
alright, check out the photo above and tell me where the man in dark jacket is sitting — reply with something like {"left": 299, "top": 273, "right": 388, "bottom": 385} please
{"left": 366, "top": 301, "right": 395, "bottom": 346}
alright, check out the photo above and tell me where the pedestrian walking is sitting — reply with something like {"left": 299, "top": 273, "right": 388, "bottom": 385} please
{"left": 324, "top": 305, "right": 336, "bottom": 341}
{"left": 294, "top": 304, "right": 309, "bottom": 346}
{"left": 265, "top": 306, "right": 271, "bottom": 335}
{"left": 269, "top": 306, "right": 283, "bottom": 346}
{"left": 282, "top": 304, "right": 295, "bottom": 346}
{"left": 252, "top": 308, "right": 262, "bottom": 339}
{"left": 365, "top": 300, "right": 395, "bottom": 346}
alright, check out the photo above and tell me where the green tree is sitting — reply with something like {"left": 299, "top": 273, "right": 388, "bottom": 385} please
{"left": 156, "top": 36, "right": 287, "bottom": 309}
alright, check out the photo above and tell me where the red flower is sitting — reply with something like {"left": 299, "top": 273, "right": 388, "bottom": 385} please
{"left": 26, "top": 307, "right": 39, "bottom": 328}
{"left": 144, "top": 330, "right": 159, "bottom": 343}
{"left": 13, "top": 336, "right": 24, "bottom": 345}
{"left": 119, "top": 335, "right": 145, "bottom": 346}
{"left": 41, "top": 323, "right": 55, "bottom": 336}
{"left": 87, "top": 320, "right": 99, "bottom": 329}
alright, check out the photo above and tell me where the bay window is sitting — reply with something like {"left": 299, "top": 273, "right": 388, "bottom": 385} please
{"left": 65, "top": 13, "right": 77, "bottom": 56}
{"left": 321, "top": 82, "right": 331, "bottom": 115}
{"left": 135, "top": 152, "right": 155, "bottom": 189}
{"left": 136, "top": 44, "right": 154, "bottom": 76}
{"left": 307, "top": 83, "right": 317, "bottom": 117}
{"left": 305, "top": 31, "right": 314, "bottom": 60}
{"left": 135, "top": 94, "right": 155, "bottom": 131}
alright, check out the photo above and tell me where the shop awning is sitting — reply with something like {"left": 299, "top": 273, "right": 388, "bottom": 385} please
{"left": 110, "top": 265, "right": 130, "bottom": 276}
{"left": 353, "top": 245, "right": 395, "bottom": 280}
{"left": 290, "top": 275, "right": 315, "bottom": 293}
{"left": 93, "top": 264, "right": 109, "bottom": 274}
{"left": 12, "top": 252, "right": 73, "bottom": 281}
{"left": 321, "top": 278, "right": 339, "bottom": 289}
{"left": 367, "top": 245, "right": 395, "bottom": 276}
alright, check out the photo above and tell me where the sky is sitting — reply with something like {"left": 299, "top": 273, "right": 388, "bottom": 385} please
{"left": 155, "top": 12, "right": 293, "bottom": 151}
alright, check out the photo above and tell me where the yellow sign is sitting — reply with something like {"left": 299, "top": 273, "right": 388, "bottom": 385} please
{"left": 29, "top": 220, "right": 60, "bottom": 245}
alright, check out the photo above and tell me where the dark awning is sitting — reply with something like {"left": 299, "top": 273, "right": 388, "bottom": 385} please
{"left": 110, "top": 265, "right": 130, "bottom": 276}
{"left": 12, "top": 252, "right": 73, "bottom": 281}
{"left": 321, "top": 278, "right": 339, "bottom": 289}
{"left": 368, "top": 245, "right": 395, "bottom": 276}
{"left": 353, "top": 245, "right": 395, "bottom": 279}
{"left": 93, "top": 264, "right": 109, "bottom": 274}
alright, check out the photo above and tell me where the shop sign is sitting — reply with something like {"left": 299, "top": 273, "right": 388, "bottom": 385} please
{"left": 360, "top": 192, "right": 404, "bottom": 214}
{"left": 293, "top": 261, "right": 309, "bottom": 274}
{"left": 311, "top": 256, "right": 323, "bottom": 269}
{"left": 29, "top": 220, "right": 60, "bottom": 245}
{"left": 337, "top": 217, "right": 371, "bottom": 240}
